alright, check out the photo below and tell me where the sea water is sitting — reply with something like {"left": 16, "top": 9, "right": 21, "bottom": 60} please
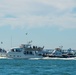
{"left": 0, "top": 58, "right": 76, "bottom": 75}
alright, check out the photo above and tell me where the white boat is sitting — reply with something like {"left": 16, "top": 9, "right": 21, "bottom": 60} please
{"left": 48, "top": 48, "right": 63, "bottom": 57}
{"left": 46, "top": 47, "right": 76, "bottom": 58}
{"left": 7, "top": 43, "right": 44, "bottom": 59}
{"left": 0, "top": 48, "right": 7, "bottom": 58}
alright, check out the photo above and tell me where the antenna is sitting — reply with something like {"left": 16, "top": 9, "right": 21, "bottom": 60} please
{"left": 25, "top": 32, "right": 28, "bottom": 43}
{"left": 11, "top": 36, "right": 12, "bottom": 48}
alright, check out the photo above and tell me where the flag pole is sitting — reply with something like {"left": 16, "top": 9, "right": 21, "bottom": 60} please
{"left": 1, "top": 42, "right": 3, "bottom": 49}
{"left": 25, "top": 33, "right": 28, "bottom": 43}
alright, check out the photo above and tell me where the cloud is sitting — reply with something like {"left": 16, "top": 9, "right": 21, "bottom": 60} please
{"left": 0, "top": 0, "right": 76, "bottom": 29}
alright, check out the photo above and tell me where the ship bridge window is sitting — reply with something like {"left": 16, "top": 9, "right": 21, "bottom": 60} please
{"left": 15, "top": 48, "right": 22, "bottom": 52}
{"left": 11, "top": 48, "right": 22, "bottom": 52}
{"left": 27, "top": 46, "right": 31, "bottom": 48}
{"left": 11, "top": 49, "right": 14, "bottom": 52}
{"left": 0, "top": 48, "right": 2, "bottom": 52}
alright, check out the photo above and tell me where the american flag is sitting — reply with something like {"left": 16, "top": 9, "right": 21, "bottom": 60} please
{"left": 25, "top": 33, "right": 28, "bottom": 35}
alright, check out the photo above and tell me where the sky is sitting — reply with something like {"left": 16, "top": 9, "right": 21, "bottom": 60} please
{"left": 0, "top": 0, "right": 76, "bottom": 50}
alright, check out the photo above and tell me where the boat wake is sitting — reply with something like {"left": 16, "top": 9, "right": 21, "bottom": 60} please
{"left": 29, "top": 57, "right": 76, "bottom": 60}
